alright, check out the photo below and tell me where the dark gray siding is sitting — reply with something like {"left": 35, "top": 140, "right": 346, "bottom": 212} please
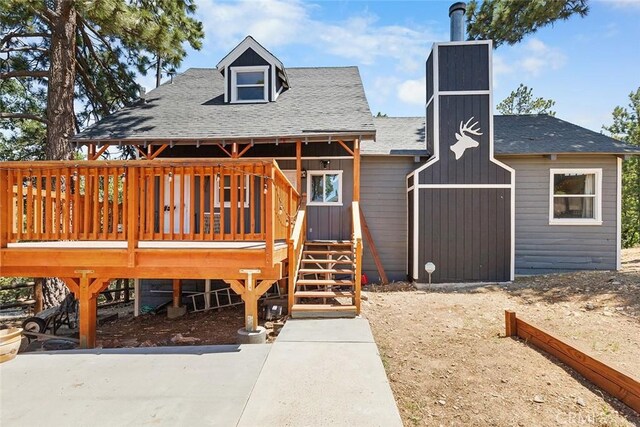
{"left": 416, "top": 188, "right": 511, "bottom": 282}
{"left": 438, "top": 44, "right": 489, "bottom": 92}
{"left": 360, "top": 156, "right": 416, "bottom": 281}
{"left": 419, "top": 94, "right": 511, "bottom": 185}
{"left": 278, "top": 159, "right": 353, "bottom": 241}
{"left": 501, "top": 155, "right": 619, "bottom": 273}
{"left": 228, "top": 47, "right": 273, "bottom": 101}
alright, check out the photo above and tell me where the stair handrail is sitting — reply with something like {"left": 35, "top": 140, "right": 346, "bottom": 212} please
{"left": 287, "top": 197, "right": 307, "bottom": 312}
{"left": 352, "top": 201, "right": 363, "bottom": 314}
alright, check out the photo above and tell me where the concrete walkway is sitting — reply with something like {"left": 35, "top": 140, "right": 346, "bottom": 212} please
{"left": 0, "top": 319, "right": 401, "bottom": 426}
{"left": 239, "top": 318, "right": 402, "bottom": 426}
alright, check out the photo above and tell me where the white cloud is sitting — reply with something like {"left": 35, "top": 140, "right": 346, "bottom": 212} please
{"left": 397, "top": 78, "right": 426, "bottom": 105}
{"left": 518, "top": 39, "right": 566, "bottom": 76}
{"left": 605, "top": 0, "right": 640, "bottom": 10}
{"left": 196, "top": 0, "right": 440, "bottom": 69}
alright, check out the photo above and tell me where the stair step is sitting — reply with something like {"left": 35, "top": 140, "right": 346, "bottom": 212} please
{"left": 303, "top": 250, "right": 353, "bottom": 255}
{"left": 299, "top": 268, "right": 354, "bottom": 274}
{"left": 305, "top": 241, "right": 352, "bottom": 246}
{"left": 294, "top": 291, "right": 354, "bottom": 298}
{"left": 291, "top": 304, "right": 357, "bottom": 318}
{"left": 301, "top": 259, "right": 355, "bottom": 264}
{"left": 297, "top": 279, "right": 354, "bottom": 286}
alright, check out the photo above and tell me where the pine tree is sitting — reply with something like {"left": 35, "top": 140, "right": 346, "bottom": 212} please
{"left": 1, "top": 0, "right": 204, "bottom": 160}
{"left": 466, "top": 0, "right": 589, "bottom": 48}
{"left": 497, "top": 84, "right": 556, "bottom": 116}
{"left": 603, "top": 88, "right": 640, "bottom": 248}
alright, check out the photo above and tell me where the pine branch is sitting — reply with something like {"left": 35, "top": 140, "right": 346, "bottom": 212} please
{"left": 0, "top": 32, "right": 50, "bottom": 48}
{"left": 0, "top": 70, "right": 48, "bottom": 79}
{"left": 0, "top": 112, "right": 49, "bottom": 124}
{"left": 0, "top": 46, "right": 49, "bottom": 53}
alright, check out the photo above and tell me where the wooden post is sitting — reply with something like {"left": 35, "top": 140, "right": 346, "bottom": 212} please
{"left": 360, "top": 209, "right": 389, "bottom": 285}
{"left": 0, "top": 169, "right": 7, "bottom": 248}
{"left": 204, "top": 279, "right": 211, "bottom": 310}
{"left": 78, "top": 275, "right": 97, "bottom": 348}
{"left": 265, "top": 164, "right": 275, "bottom": 266}
{"left": 127, "top": 167, "right": 138, "bottom": 267}
{"left": 505, "top": 310, "right": 517, "bottom": 337}
{"left": 134, "top": 278, "right": 140, "bottom": 317}
{"left": 353, "top": 138, "right": 360, "bottom": 202}
{"left": 172, "top": 279, "right": 182, "bottom": 307}
{"left": 296, "top": 140, "right": 302, "bottom": 195}
{"left": 33, "top": 278, "right": 43, "bottom": 314}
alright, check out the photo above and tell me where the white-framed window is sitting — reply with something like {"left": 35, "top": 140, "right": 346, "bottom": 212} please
{"left": 307, "top": 170, "right": 343, "bottom": 206}
{"left": 231, "top": 66, "right": 268, "bottom": 103}
{"left": 212, "top": 175, "right": 251, "bottom": 208}
{"left": 549, "top": 168, "right": 602, "bottom": 225}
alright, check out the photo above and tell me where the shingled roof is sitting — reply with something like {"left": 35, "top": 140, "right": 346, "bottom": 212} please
{"left": 74, "top": 67, "right": 375, "bottom": 143}
{"left": 366, "top": 115, "right": 640, "bottom": 156}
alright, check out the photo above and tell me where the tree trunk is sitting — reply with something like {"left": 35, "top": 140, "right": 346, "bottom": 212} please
{"left": 45, "top": 1, "right": 77, "bottom": 161}
{"left": 42, "top": 2, "right": 77, "bottom": 307}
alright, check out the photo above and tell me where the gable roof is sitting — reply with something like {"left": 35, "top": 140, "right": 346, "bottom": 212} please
{"left": 366, "top": 115, "right": 640, "bottom": 156}
{"left": 74, "top": 67, "right": 375, "bottom": 143}
{"left": 216, "top": 36, "right": 284, "bottom": 71}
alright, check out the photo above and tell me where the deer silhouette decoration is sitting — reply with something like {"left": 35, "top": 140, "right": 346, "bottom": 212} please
{"left": 450, "top": 117, "right": 483, "bottom": 160}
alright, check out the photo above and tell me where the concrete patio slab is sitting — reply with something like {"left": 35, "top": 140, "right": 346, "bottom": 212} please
{"left": 277, "top": 318, "right": 375, "bottom": 343}
{"left": 238, "top": 319, "right": 402, "bottom": 427}
{"left": 0, "top": 345, "right": 270, "bottom": 427}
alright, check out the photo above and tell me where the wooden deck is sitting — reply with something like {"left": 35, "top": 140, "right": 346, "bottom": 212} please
{"left": 0, "top": 158, "right": 299, "bottom": 347}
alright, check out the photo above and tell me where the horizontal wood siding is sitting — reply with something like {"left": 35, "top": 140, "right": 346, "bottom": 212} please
{"left": 501, "top": 155, "right": 618, "bottom": 273}
{"left": 361, "top": 156, "right": 417, "bottom": 281}
{"left": 279, "top": 159, "right": 353, "bottom": 241}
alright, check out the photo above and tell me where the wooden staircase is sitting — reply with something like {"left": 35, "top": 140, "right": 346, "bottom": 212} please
{"left": 290, "top": 241, "right": 359, "bottom": 318}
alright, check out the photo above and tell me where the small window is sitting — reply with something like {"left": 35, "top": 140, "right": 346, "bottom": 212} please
{"left": 213, "top": 175, "right": 250, "bottom": 208}
{"left": 307, "top": 171, "right": 342, "bottom": 206}
{"left": 231, "top": 66, "right": 268, "bottom": 103}
{"left": 549, "top": 169, "right": 602, "bottom": 225}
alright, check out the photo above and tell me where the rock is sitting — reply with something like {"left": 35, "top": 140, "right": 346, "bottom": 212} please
{"left": 533, "top": 395, "right": 545, "bottom": 403}
{"left": 501, "top": 379, "right": 508, "bottom": 383}
{"left": 576, "top": 397, "right": 586, "bottom": 407}
{"left": 361, "top": 293, "right": 369, "bottom": 301}
{"left": 170, "top": 333, "right": 200, "bottom": 344}
{"left": 437, "top": 400, "right": 446, "bottom": 406}
{"left": 585, "top": 302, "right": 595, "bottom": 311}
{"left": 611, "top": 281, "right": 621, "bottom": 286}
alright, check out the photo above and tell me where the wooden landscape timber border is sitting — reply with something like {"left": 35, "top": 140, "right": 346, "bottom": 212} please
{"left": 505, "top": 310, "right": 640, "bottom": 413}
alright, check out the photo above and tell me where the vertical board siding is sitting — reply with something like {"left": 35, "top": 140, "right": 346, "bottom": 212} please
{"left": 361, "top": 156, "right": 417, "bottom": 281}
{"left": 418, "top": 188, "right": 511, "bottom": 282}
{"left": 502, "top": 155, "right": 618, "bottom": 273}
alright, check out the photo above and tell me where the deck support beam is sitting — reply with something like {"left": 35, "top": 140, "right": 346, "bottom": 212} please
{"left": 296, "top": 140, "right": 302, "bottom": 195}
{"left": 226, "top": 270, "right": 275, "bottom": 333}
{"left": 62, "top": 274, "right": 111, "bottom": 349}
{"left": 167, "top": 278, "right": 187, "bottom": 319}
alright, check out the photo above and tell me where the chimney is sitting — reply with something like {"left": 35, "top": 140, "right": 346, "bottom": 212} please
{"left": 449, "top": 2, "right": 466, "bottom": 41}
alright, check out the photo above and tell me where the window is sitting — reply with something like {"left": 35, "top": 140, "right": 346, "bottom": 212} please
{"left": 231, "top": 66, "right": 268, "bottom": 103}
{"left": 213, "top": 175, "right": 251, "bottom": 208}
{"left": 549, "top": 168, "right": 602, "bottom": 225}
{"left": 307, "top": 171, "right": 342, "bottom": 206}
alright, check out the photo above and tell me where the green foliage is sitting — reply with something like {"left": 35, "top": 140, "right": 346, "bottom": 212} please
{"left": 603, "top": 88, "right": 640, "bottom": 248}
{"left": 1, "top": 0, "right": 204, "bottom": 158}
{"left": 466, "top": 0, "right": 589, "bottom": 47}
{"left": 375, "top": 112, "right": 388, "bottom": 117}
{"left": 497, "top": 84, "right": 556, "bottom": 116}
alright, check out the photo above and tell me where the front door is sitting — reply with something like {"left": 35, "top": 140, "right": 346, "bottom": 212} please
{"left": 163, "top": 174, "right": 191, "bottom": 234}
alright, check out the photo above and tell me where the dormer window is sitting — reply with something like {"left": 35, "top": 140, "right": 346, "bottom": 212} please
{"left": 217, "top": 36, "right": 290, "bottom": 104}
{"left": 231, "top": 66, "right": 268, "bottom": 103}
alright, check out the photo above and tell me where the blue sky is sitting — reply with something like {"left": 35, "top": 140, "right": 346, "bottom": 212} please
{"left": 139, "top": 0, "right": 640, "bottom": 132}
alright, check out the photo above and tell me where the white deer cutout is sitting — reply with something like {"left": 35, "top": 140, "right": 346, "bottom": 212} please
{"left": 450, "top": 117, "right": 483, "bottom": 160}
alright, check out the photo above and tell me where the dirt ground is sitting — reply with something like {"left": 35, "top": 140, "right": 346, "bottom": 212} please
{"left": 94, "top": 300, "right": 285, "bottom": 348}
{"left": 364, "top": 247, "right": 640, "bottom": 426}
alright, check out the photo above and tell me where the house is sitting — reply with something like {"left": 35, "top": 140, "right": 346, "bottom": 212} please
{"left": 1, "top": 6, "right": 638, "bottom": 348}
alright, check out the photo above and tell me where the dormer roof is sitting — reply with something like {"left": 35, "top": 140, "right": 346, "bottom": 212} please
{"left": 216, "top": 36, "right": 285, "bottom": 71}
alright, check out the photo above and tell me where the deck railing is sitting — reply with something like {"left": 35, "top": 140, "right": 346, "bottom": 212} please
{"left": 0, "top": 159, "right": 299, "bottom": 255}
{"left": 352, "top": 201, "right": 363, "bottom": 314}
